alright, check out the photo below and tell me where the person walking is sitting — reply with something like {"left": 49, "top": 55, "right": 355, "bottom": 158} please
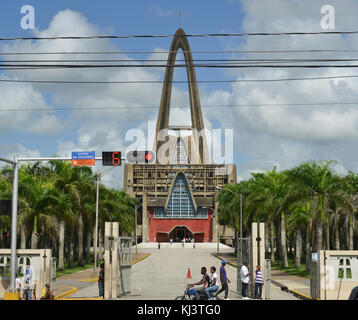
{"left": 240, "top": 260, "right": 251, "bottom": 299}
{"left": 205, "top": 266, "right": 220, "bottom": 300}
{"left": 214, "top": 260, "right": 230, "bottom": 300}
{"left": 254, "top": 264, "right": 264, "bottom": 299}
{"left": 98, "top": 263, "right": 105, "bottom": 298}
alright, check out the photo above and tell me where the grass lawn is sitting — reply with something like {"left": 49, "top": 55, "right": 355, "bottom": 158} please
{"left": 56, "top": 262, "right": 100, "bottom": 278}
{"left": 271, "top": 258, "right": 310, "bottom": 278}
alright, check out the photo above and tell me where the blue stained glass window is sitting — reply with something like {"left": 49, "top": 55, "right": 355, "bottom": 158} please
{"left": 154, "top": 173, "right": 208, "bottom": 219}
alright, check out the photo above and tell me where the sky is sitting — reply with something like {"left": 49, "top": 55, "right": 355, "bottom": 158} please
{"left": 1, "top": 0, "right": 358, "bottom": 188}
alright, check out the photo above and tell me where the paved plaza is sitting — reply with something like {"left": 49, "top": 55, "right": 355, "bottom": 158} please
{"left": 58, "top": 244, "right": 299, "bottom": 300}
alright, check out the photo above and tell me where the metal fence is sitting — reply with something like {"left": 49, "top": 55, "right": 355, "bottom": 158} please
{"left": 118, "top": 237, "right": 132, "bottom": 296}
{"left": 237, "top": 237, "right": 253, "bottom": 297}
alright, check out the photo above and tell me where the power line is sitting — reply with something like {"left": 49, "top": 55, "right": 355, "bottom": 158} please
{"left": 2, "top": 58, "right": 358, "bottom": 63}
{"left": 1, "top": 49, "right": 358, "bottom": 55}
{"left": 1, "top": 63, "right": 358, "bottom": 70}
{"left": 1, "top": 30, "right": 358, "bottom": 41}
{"left": 0, "top": 102, "right": 357, "bottom": 112}
{"left": 1, "top": 74, "right": 358, "bottom": 84}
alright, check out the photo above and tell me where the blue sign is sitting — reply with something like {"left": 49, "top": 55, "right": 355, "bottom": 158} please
{"left": 72, "top": 151, "right": 95, "bottom": 160}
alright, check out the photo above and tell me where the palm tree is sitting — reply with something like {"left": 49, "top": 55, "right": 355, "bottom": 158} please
{"left": 288, "top": 202, "right": 312, "bottom": 269}
{"left": 287, "top": 161, "right": 353, "bottom": 253}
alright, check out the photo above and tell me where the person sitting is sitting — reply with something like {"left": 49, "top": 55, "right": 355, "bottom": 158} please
{"left": 205, "top": 266, "right": 219, "bottom": 300}
{"left": 40, "top": 283, "right": 55, "bottom": 300}
{"left": 189, "top": 267, "right": 210, "bottom": 300}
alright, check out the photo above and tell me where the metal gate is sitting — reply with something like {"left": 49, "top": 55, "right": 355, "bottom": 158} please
{"left": 237, "top": 237, "right": 253, "bottom": 297}
{"left": 117, "top": 237, "right": 132, "bottom": 296}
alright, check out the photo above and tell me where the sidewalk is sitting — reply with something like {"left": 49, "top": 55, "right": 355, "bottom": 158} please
{"left": 54, "top": 252, "right": 150, "bottom": 300}
{"left": 212, "top": 252, "right": 310, "bottom": 300}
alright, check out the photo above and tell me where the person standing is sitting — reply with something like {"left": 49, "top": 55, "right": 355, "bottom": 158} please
{"left": 24, "top": 265, "right": 33, "bottom": 300}
{"left": 98, "top": 263, "right": 105, "bottom": 298}
{"left": 254, "top": 264, "right": 264, "bottom": 299}
{"left": 205, "top": 266, "right": 220, "bottom": 300}
{"left": 240, "top": 261, "right": 251, "bottom": 299}
{"left": 214, "top": 260, "right": 230, "bottom": 300}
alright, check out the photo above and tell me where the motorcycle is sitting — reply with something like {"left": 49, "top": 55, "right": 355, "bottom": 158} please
{"left": 175, "top": 284, "right": 221, "bottom": 300}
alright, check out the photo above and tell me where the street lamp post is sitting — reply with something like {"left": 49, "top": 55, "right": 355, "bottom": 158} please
{"left": 216, "top": 186, "right": 243, "bottom": 258}
{"left": 93, "top": 167, "right": 116, "bottom": 276}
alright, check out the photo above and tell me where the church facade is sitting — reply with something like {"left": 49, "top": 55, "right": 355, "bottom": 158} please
{"left": 123, "top": 28, "right": 236, "bottom": 243}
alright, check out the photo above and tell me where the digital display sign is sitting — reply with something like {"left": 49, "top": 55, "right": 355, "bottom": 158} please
{"left": 102, "top": 151, "right": 121, "bottom": 166}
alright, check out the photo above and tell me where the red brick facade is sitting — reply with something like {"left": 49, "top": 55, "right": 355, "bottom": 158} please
{"left": 148, "top": 207, "right": 213, "bottom": 242}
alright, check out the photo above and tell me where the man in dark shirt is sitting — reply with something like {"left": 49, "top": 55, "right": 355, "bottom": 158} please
{"left": 189, "top": 267, "right": 210, "bottom": 300}
{"left": 214, "top": 260, "right": 231, "bottom": 299}
{"left": 98, "top": 263, "right": 104, "bottom": 298}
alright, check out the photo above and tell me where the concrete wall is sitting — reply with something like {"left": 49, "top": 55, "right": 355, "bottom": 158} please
{"left": 0, "top": 249, "right": 52, "bottom": 299}
{"left": 148, "top": 209, "right": 213, "bottom": 242}
{"left": 319, "top": 250, "right": 358, "bottom": 300}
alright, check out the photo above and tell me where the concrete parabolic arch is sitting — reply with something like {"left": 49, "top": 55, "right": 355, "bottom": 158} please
{"left": 154, "top": 28, "right": 209, "bottom": 164}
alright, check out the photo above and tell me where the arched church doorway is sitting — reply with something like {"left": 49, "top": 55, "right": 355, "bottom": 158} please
{"left": 169, "top": 226, "right": 193, "bottom": 242}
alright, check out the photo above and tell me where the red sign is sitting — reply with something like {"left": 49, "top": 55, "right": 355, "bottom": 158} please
{"left": 71, "top": 159, "right": 95, "bottom": 166}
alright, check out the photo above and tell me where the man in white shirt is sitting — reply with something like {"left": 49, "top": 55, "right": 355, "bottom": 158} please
{"left": 240, "top": 261, "right": 251, "bottom": 299}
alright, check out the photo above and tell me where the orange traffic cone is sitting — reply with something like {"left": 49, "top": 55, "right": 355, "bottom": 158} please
{"left": 186, "top": 267, "right": 192, "bottom": 279}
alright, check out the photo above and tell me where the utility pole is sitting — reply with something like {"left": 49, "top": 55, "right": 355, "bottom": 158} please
{"left": 9, "top": 156, "right": 18, "bottom": 292}
{"left": 93, "top": 174, "right": 100, "bottom": 275}
{"left": 93, "top": 167, "right": 116, "bottom": 275}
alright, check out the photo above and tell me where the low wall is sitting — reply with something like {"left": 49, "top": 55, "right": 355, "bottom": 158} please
{"left": 0, "top": 249, "right": 52, "bottom": 299}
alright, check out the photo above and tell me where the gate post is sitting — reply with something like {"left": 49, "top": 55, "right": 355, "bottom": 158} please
{"left": 251, "top": 223, "right": 266, "bottom": 298}
{"left": 104, "top": 222, "right": 119, "bottom": 299}
{"left": 264, "top": 259, "right": 271, "bottom": 299}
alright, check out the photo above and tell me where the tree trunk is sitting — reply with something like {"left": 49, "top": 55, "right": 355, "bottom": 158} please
{"left": 334, "top": 218, "right": 340, "bottom": 250}
{"left": 349, "top": 214, "right": 354, "bottom": 250}
{"left": 58, "top": 221, "right": 65, "bottom": 271}
{"left": 345, "top": 215, "right": 350, "bottom": 250}
{"left": 325, "top": 222, "right": 330, "bottom": 250}
{"left": 68, "top": 225, "right": 75, "bottom": 268}
{"left": 270, "top": 221, "right": 275, "bottom": 263}
{"left": 85, "top": 229, "right": 91, "bottom": 264}
{"left": 295, "top": 229, "right": 302, "bottom": 269}
{"left": 31, "top": 232, "right": 39, "bottom": 249}
{"left": 20, "top": 229, "right": 26, "bottom": 249}
{"left": 78, "top": 214, "right": 84, "bottom": 266}
{"left": 281, "top": 213, "right": 288, "bottom": 267}
{"left": 305, "top": 224, "right": 311, "bottom": 273}
{"left": 316, "top": 222, "right": 323, "bottom": 253}
{"left": 276, "top": 220, "right": 281, "bottom": 262}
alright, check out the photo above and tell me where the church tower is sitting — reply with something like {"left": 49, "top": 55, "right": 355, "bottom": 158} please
{"left": 124, "top": 29, "right": 236, "bottom": 243}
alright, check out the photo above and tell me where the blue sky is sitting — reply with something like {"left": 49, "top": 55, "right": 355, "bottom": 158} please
{"left": 1, "top": 0, "right": 358, "bottom": 187}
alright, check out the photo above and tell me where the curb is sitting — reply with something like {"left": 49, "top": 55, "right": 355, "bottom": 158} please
{"left": 55, "top": 286, "right": 78, "bottom": 300}
{"left": 211, "top": 253, "right": 238, "bottom": 268}
{"left": 289, "top": 289, "right": 318, "bottom": 300}
{"left": 132, "top": 253, "right": 150, "bottom": 265}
